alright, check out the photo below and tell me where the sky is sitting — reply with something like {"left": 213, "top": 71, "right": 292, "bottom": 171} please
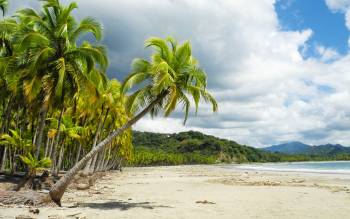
{"left": 8, "top": 0, "right": 350, "bottom": 147}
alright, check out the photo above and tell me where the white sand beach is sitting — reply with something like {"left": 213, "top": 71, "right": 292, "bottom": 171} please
{"left": 1, "top": 165, "right": 350, "bottom": 219}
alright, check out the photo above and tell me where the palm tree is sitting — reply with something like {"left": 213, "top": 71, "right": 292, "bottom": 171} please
{"left": 20, "top": 154, "right": 52, "bottom": 179}
{"left": 0, "top": 0, "right": 8, "bottom": 17}
{"left": 48, "top": 114, "right": 82, "bottom": 175}
{"left": 15, "top": 0, "right": 108, "bottom": 158}
{"left": 49, "top": 37, "right": 218, "bottom": 206}
{"left": 0, "top": 13, "right": 19, "bottom": 143}
{"left": 83, "top": 78, "right": 128, "bottom": 174}
{"left": 16, "top": 153, "right": 51, "bottom": 190}
{"left": 0, "top": 129, "right": 33, "bottom": 172}
{"left": 0, "top": 0, "right": 132, "bottom": 179}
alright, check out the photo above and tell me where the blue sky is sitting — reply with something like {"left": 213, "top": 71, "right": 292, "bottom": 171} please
{"left": 9, "top": 0, "right": 350, "bottom": 147}
{"left": 276, "top": 0, "right": 348, "bottom": 58}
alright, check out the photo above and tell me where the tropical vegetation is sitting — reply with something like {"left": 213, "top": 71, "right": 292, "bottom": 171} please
{"left": 0, "top": 0, "right": 218, "bottom": 206}
{"left": 131, "top": 131, "right": 350, "bottom": 166}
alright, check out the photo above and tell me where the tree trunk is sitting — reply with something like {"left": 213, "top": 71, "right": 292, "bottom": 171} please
{"left": 10, "top": 148, "right": 16, "bottom": 175}
{"left": 75, "top": 142, "right": 82, "bottom": 165}
{"left": 83, "top": 110, "right": 103, "bottom": 174}
{"left": 0, "top": 146, "right": 7, "bottom": 172}
{"left": 55, "top": 144, "right": 65, "bottom": 174}
{"left": 8, "top": 149, "right": 12, "bottom": 173}
{"left": 95, "top": 147, "right": 106, "bottom": 172}
{"left": 88, "top": 108, "right": 110, "bottom": 174}
{"left": 0, "top": 95, "right": 13, "bottom": 134}
{"left": 47, "top": 137, "right": 53, "bottom": 159}
{"left": 105, "top": 159, "right": 117, "bottom": 171}
{"left": 0, "top": 96, "right": 13, "bottom": 168}
{"left": 51, "top": 106, "right": 64, "bottom": 176}
{"left": 101, "top": 145, "right": 112, "bottom": 171}
{"left": 35, "top": 106, "right": 48, "bottom": 159}
{"left": 32, "top": 126, "right": 38, "bottom": 150}
{"left": 49, "top": 92, "right": 167, "bottom": 206}
{"left": 44, "top": 137, "right": 50, "bottom": 157}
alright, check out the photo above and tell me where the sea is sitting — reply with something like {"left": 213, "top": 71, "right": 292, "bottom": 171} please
{"left": 230, "top": 161, "right": 350, "bottom": 174}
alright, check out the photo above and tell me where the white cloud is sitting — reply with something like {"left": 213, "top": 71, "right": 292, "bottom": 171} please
{"left": 73, "top": 0, "right": 350, "bottom": 147}
{"left": 315, "top": 45, "right": 340, "bottom": 62}
{"left": 325, "top": 0, "right": 350, "bottom": 12}
{"left": 9, "top": 0, "right": 350, "bottom": 147}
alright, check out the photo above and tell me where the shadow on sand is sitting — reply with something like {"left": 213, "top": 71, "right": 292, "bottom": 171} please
{"left": 78, "top": 200, "right": 173, "bottom": 211}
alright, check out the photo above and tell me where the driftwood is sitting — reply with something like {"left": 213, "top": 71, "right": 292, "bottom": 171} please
{"left": 0, "top": 190, "right": 52, "bottom": 206}
{"left": 12, "top": 171, "right": 53, "bottom": 191}
{"left": 0, "top": 171, "right": 106, "bottom": 206}
{"left": 195, "top": 200, "right": 216, "bottom": 204}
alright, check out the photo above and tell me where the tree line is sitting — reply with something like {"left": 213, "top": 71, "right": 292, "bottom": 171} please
{"left": 130, "top": 131, "right": 350, "bottom": 166}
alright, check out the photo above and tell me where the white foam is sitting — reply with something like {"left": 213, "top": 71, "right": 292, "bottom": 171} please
{"left": 230, "top": 162, "right": 350, "bottom": 174}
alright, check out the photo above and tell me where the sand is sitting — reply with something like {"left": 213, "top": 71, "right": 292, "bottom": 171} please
{"left": 1, "top": 165, "right": 350, "bottom": 219}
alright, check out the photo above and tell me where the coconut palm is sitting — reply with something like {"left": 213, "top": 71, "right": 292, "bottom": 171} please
{"left": 0, "top": 17, "right": 20, "bottom": 147}
{"left": 49, "top": 37, "right": 218, "bottom": 206}
{"left": 47, "top": 114, "right": 82, "bottom": 174}
{"left": 17, "top": 153, "right": 51, "bottom": 190}
{"left": 0, "top": 129, "right": 33, "bottom": 172}
{"left": 83, "top": 78, "right": 128, "bottom": 174}
{"left": 20, "top": 153, "right": 52, "bottom": 178}
{"left": 0, "top": 0, "right": 133, "bottom": 180}
{"left": 14, "top": 0, "right": 108, "bottom": 158}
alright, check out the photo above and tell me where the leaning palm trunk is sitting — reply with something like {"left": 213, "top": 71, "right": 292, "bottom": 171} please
{"left": 83, "top": 113, "right": 103, "bottom": 174}
{"left": 51, "top": 107, "right": 64, "bottom": 176}
{"left": 89, "top": 108, "right": 109, "bottom": 174}
{"left": 88, "top": 109, "right": 110, "bottom": 174}
{"left": 74, "top": 142, "right": 82, "bottom": 165}
{"left": 95, "top": 146, "right": 107, "bottom": 172}
{"left": 49, "top": 93, "right": 166, "bottom": 206}
{"left": 101, "top": 145, "right": 112, "bottom": 171}
{"left": 55, "top": 144, "right": 65, "bottom": 174}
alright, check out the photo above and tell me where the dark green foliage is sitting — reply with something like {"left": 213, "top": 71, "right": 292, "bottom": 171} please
{"left": 130, "top": 131, "right": 278, "bottom": 166}
{"left": 130, "top": 131, "right": 350, "bottom": 166}
{"left": 130, "top": 149, "right": 216, "bottom": 166}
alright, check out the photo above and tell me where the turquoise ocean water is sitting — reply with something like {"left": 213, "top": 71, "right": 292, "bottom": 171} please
{"left": 231, "top": 161, "right": 350, "bottom": 174}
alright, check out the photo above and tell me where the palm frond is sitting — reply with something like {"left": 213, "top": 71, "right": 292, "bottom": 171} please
{"left": 0, "top": 0, "right": 8, "bottom": 17}
{"left": 23, "top": 76, "right": 41, "bottom": 102}
{"left": 19, "top": 32, "right": 50, "bottom": 49}
{"left": 54, "top": 57, "right": 66, "bottom": 99}
{"left": 71, "top": 17, "right": 103, "bottom": 41}
{"left": 175, "top": 41, "right": 191, "bottom": 67}
{"left": 201, "top": 90, "right": 218, "bottom": 112}
{"left": 145, "top": 37, "right": 172, "bottom": 63}
{"left": 121, "top": 71, "right": 150, "bottom": 94}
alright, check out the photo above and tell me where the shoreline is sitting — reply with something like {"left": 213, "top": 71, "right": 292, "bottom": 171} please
{"left": 222, "top": 161, "right": 350, "bottom": 175}
{"left": 1, "top": 165, "right": 350, "bottom": 219}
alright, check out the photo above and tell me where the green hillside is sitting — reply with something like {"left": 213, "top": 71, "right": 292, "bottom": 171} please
{"left": 129, "top": 131, "right": 350, "bottom": 166}
{"left": 129, "top": 131, "right": 282, "bottom": 166}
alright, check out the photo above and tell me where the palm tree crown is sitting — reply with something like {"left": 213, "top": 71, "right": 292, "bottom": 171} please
{"left": 122, "top": 37, "right": 218, "bottom": 124}
{"left": 15, "top": 0, "right": 108, "bottom": 107}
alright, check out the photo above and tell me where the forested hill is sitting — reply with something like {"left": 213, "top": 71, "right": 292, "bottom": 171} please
{"left": 264, "top": 142, "right": 350, "bottom": 155}
{"left": 129, "top": 131, "right": 350, "bottom": 166}
{"left": 129, "top": 131, "right": 282, "bottom": 166}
